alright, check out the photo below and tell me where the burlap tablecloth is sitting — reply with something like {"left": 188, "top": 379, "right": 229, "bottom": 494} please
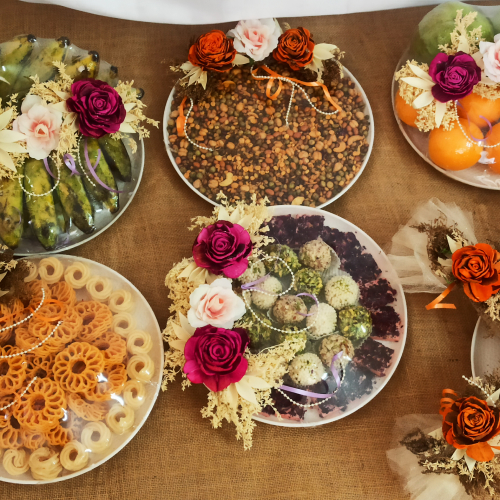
{"left": 1, "top": 1, "right": 499, "bottom": 498}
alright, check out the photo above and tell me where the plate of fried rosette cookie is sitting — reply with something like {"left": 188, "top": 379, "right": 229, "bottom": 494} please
{"left": 0, "top": 254, "right": 162, "bottom": 483}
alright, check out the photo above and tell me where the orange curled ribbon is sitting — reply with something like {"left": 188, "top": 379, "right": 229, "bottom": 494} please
{"left": 425, "top": 282, "right": 457, "bottom": 310}
{"left": 176, "top": 96, "right": 188, "bottom": 137}
{"left": 251, "top": 65, "right": 343, "bottom": 113}
{"left": 31, "top": 298, "right": 67, "bottom": 322}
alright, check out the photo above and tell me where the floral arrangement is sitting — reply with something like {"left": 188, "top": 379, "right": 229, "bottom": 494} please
{"left": 172, "top": 19, "right": 342, "bottom": 93}
{"left": 0, "top": 35, "right": 158, "bottom": 251}
{"left": 162, "top": 198, "right": 305, "bottom": 449}
{"left": 394, "top": 3, "right": 500, "bottom": 175}
{"left": 162, "top": 198, "right": 404, "bottom": 447}
{"left": 388, "top": 198, "right": 500, "bottom": 334}
{"left": 388, "top": 375, "right": 500, "bottom": 499}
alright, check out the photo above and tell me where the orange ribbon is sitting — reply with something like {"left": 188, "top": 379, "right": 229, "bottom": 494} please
{"left": 31, "top": 298, "right": 67, "bottom": 322}
{"left": 176, "top": 96, "right": 188, "bottom": 137}
{"left": 425, "top": 283, "right": 457, "bottom": 310}
{"left": 251, "top": 65, "right": 343, "bottom": 113}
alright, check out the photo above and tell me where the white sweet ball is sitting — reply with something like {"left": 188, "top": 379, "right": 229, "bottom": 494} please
{"left": 239, "top": 261, "right": 266, "bottom": 284}
{"left": 251, "top": 276, "right": 282, "bottom": 310}
{"left": 325, "top": 275, "right": 359, "bottom": 309}
{"left": 288, "top": 353, "right": 326, "bottom": 386}
{"left": 299, "top": 238, "right": 332, "bottom": 271}
{"left": 306, "top": 303, "right": 337, "bottom": 339}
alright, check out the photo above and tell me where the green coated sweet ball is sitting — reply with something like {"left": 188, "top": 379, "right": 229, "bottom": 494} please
{"left": 237, "top": 310, "right": 273, "bottom": 346}
{"left": 338, "top": 305, "right": 372, "bottom": 346}
{"left": 263, "top": 244, "right": 301, "bottom": 277}
{"left": 293, "top": 268, "right": 323, "bottom": 297}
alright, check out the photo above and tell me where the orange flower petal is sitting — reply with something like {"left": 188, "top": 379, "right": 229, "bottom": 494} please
{"left": 466, "top": 441, "right": 495, "bottom": 462}
{"left": 465, "top": 282, "right": 495, "bottom": 302}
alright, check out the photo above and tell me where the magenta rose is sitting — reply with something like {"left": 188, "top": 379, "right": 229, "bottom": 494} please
{"left": 66, "top": 79, "right": 126, "bottom": 138}
{"left": 192, "top": 220, "right": 252, "bottom": 278}
{"left": 429, "top": 52, "right": 481, "bottom": 103}
{"left": 183, "top": 325, "right": 249, "bottom": 392}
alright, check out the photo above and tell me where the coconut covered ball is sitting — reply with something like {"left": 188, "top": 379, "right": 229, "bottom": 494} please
{"left": 264, "top": 244, "right": 301, "bottom": 277}
{"left": 293, "top": 268, "right": 323, "bottom": 297}
{"left": 299, "top": 238, "right": 332, "bottom": 271}
{"left": 338, "top": 305, "right": 372, "bottom": 346}
{"left": 251, "top": 276, "right": 282, "bottom": 310}
{"left": 273, "top": 295, "right": 307, "bottom": 324}
{"left": 239, "top": 260, "right": 266, "bottom": 285}
{"left": 325, "top": 275, "right": 359, "bottom": 309}
{"left": 289, "top": 353, "right": 326, "bottom": 387}
{"left": 306, "top": 303, "right": 337, "bottom": 340}
{"left": 319, "top": 334, "right": 355, "bottom": 368}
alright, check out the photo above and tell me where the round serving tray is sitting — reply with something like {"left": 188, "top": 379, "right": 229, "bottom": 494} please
{"left": 0, "top": 254, "right": 162, "bottom": 484}
{"left": 471, "top": 318, "right": 500, "bottom": 377}
{"left": 163, "top": 66, "right": 374, "bottom": 208}
{"left": 392, "top": 51, "right": 500, "bottom": 191}
{"left": 253, "top": 205, "right": 407, "bottom": 427}
{"left": 0, "top": 36, "right": 146, "bottom": 255}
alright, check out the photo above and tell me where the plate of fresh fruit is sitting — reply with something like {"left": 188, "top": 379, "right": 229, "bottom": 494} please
{"left": 0, "top": 35, "right": 156, "bottom": 254}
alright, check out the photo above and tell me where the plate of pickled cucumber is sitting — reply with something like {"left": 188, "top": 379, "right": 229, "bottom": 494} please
{"left": 0, "top": 35, "right": 145, "bottom": 254}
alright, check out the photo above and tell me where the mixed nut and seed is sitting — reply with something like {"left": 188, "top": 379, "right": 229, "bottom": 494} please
{"left": 166, "top": 65, "right": 371, "bottom": 207}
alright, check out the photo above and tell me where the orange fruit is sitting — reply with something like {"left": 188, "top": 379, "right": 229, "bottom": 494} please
{"left": 428, "top": 118, "right": 483, "bottom": 171}
{"left": 457, "top": 93, "right": 500, "bottom": 129}
{"left": 395, "top": 92, "right": 418, "bottom": 127}
{"left": 485, "top": 122, "right": 500, "bottom": 174}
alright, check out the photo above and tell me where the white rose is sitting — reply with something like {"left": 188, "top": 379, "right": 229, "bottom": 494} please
{"left": 480, "top": 34, "right": 500, "bottom": 83}
{"left": 12, "top": 95, "right": 62, "bottom": 160}
{"left": 187, "top": 278, "right": 246, "bottom": 329}
{"left": 227, "top": 18, "right": 281, "bottom": 62}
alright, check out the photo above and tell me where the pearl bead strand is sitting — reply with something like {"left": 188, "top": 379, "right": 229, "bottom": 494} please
{"left": 19, "top": 161, "right": 61, "bottom": 198}
{"left": 454, "top": 101, "right": 500, "bottom": 148}
{"left": 183, "top": 98, "right": 214, "bottom": 152}
{"left": 277, "top": 368, "right": 346, "bottom": 409}
{"left": 252, "top": 66, "right": 339, "bottom": 128}
{"left": 76, "top": 135, "right": 97, "bottom": 187}
{"left": 0, "top": 289, "right": 63, "bottom": 360}
{"left": 242, "top": 255, "right": 318, "bottom": 335}
{"left": 0, "top": 377, "right": 37, "bottom": 412}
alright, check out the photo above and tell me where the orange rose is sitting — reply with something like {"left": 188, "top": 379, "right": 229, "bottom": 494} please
{"left": 188, "top": 30, "right": 236, "bottom": 72}
{"left": 272, "top": 27, "right": 315, "bottom": 71}
{"left": 440, "top": 390, "right": 500, "bottom": 462}
{"left": 452, "top": 243, "right": 500, "bottom": 302}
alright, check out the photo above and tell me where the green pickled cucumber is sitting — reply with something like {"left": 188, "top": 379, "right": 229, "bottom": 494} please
{"left": 0, "top": 169, "right": 24, "bottom": 249}
{"left": 52, "top": 187, "right": 69, "bottom": 233}
{"left": 14, "top": 37, "right": 70, "bottom": 100}
{"left": 65, "top": 51, "right": 100, "bottom": 81}
{"left": 0, "top": 35, "right": 37, "bottom": 103}
{"left": 78, "top": 137, "right": 119, "bottom": 213}
{"left": 98, "top": 135, "right": 132, "bottom": 182}
{"left": 23, "top": 158, "right": 60, "bottom": 250}
{"left": 55, "top": 159, "right": 95, "bottom": 234}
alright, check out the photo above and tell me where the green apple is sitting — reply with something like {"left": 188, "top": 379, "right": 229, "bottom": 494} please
{"left": 409, "top": 2, "right": 494, "bottom": 63}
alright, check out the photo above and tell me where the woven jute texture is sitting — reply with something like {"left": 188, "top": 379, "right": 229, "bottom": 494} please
{"left": 1, "top": 1, "right": 499, "bottom": 498}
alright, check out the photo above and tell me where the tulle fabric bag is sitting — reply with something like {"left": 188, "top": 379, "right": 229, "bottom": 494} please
{"left": 387, "top": 198, "right": 477, "bottom": 294}
{"left": 387, "top": 414, "right": 471, "bottom": 500}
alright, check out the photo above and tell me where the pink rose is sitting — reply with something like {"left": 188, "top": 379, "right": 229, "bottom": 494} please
{"left": 187, "top": 278, "right": 246, "bottom": 329}
{"left": 183, "top": 324, "right": 249, "bottom": 392}
{"left": 192, "top": 220, "right": 252, "bottom": 279}
{"left": 480, "top": 35, "right": 500, "bottom": 83}
{"left": 66, "top": 79, "right": 126, "bottom": 138}
{"left": 13, "top": 95, "right": 62, "bottom": 160}
{"left": 227, "top": 18, "right": 281, "bottom": 62}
